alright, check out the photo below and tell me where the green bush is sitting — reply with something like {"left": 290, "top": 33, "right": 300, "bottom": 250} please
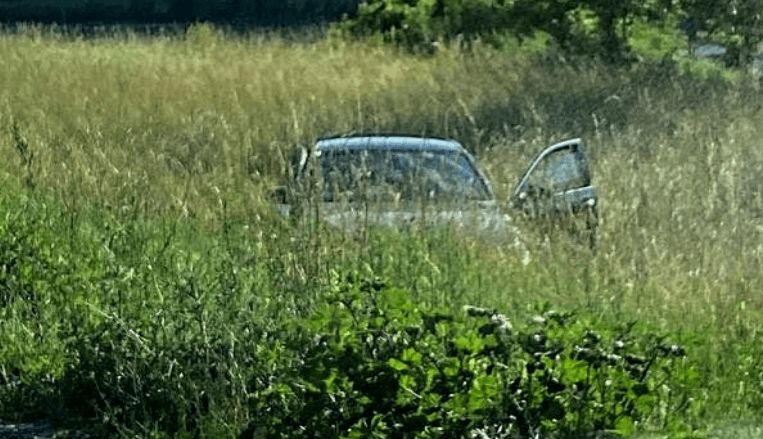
{"left": 242, "top": 276, "right": 689, "bottom": 439}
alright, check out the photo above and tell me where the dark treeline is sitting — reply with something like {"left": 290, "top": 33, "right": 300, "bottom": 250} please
{"left": 0, "top": 0, "right": 362, "bottom": 27}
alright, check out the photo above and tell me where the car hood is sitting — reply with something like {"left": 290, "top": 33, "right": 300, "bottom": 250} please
{"left": 302, "top": 201, "right": 529, "bottom": 259}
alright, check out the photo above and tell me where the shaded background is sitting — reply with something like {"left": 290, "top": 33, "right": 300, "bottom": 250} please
{"left": 0, "top": 0, "right": 362, "bottom": 27}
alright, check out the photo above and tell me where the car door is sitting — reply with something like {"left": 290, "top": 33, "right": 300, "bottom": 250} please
{"left": 510, "top": 138, "right": 596, "bottom": 215}
{"left": 510, "top": 138, "right": 598, "bottom": 248}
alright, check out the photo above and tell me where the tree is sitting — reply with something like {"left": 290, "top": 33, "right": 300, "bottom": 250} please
{"left": 681, "top": 0, "right": 763, "bottom": 66}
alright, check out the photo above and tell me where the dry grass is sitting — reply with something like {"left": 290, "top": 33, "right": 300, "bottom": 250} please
{"left": 0, "top": 26, "right": 536, "bottom": 219}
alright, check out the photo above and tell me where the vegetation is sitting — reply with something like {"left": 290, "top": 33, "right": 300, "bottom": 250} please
{"left": 0, "top": 0, "right": 362, "bottom": 27}
{"left": 679, "top": 0, "right": 763, "bottom": 66}
{"left": 242, "top": 281, "right": 689, "bottom": 439}
{"left": 0, "top": 0, "right": 760, "bottom": 67}
{"left": 2, "top": 22, "right": 763, "bottom": 439}
{"left": 343, "top": 0, "right": 762, "bottom": 65}
{"left": 342, "top": 0, "right": 653, "bottom": 56}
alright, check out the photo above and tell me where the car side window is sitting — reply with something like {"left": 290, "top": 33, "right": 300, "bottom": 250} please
{"left": 527, "top": 147, "right": 590, "bottom": 193}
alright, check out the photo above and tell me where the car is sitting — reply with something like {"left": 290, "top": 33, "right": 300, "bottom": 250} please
{"left": 271, "top": 135, "right": 598, "bottom": 252}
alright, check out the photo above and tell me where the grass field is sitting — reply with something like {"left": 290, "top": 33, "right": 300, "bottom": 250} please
{"left": 1, "top": 24, "right": 763, "bottom": 438}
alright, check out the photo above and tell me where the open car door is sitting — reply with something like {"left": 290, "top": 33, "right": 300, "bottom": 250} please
{"left": 510, "top": 138, "right": 598, "bottom": 246}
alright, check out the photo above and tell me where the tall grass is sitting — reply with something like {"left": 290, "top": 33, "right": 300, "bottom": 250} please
{"left": 1, "top": 23, "right": 763, "bottom": 438}
{"left": 0, "top": 24, "right": 538, "bottom": 219}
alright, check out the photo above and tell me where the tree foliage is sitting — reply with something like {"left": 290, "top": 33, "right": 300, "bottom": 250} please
{"left": 1, "top": 0, "right": 762, "bottom": 64}
{"left": 342, "top": 0, "right": 677, "bottom": 58}
{"left": 343, "top": 0, "right": 763, "bottom": 63}
{"left": 680, "top": 0, "right": 763, "bottom": 66}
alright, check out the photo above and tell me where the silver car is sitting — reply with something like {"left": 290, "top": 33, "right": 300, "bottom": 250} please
{"left": 272, "top": 135, "right": 597, "bottom": 251}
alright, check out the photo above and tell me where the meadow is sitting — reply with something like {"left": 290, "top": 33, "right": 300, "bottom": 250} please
{"left": 1, "top": 23, "right": 763, "bottom": 438}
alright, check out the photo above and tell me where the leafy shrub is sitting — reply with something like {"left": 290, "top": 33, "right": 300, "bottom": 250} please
{"left": 242, "top": 276, "right": 689, "bottom": 439}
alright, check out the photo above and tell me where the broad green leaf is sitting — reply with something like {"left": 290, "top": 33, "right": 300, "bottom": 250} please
{"left": 561, "top": 357, "right": 588, "bottom": 382}
{"left": 615, "top": 415, "right": 635, "bottom": 436}
{"left": 389, "top": 357, "right": 409, "bottom": 371}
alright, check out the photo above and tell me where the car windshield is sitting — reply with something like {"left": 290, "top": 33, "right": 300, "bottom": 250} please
{"left": 320, "top": 149, "right": 491, "bottom": 202}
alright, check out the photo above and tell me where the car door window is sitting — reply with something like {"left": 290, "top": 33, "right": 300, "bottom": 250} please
{"left": 527, "top": 147, "right": 590, "bottom": 193}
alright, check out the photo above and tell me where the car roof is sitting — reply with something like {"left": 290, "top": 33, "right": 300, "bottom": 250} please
{"left": 315, "top": 136, "right": 465, "bottom": 154}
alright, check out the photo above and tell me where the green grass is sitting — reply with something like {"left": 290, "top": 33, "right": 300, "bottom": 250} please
{"left": 1, "top": 23, "right": 763, "bottom": 438}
